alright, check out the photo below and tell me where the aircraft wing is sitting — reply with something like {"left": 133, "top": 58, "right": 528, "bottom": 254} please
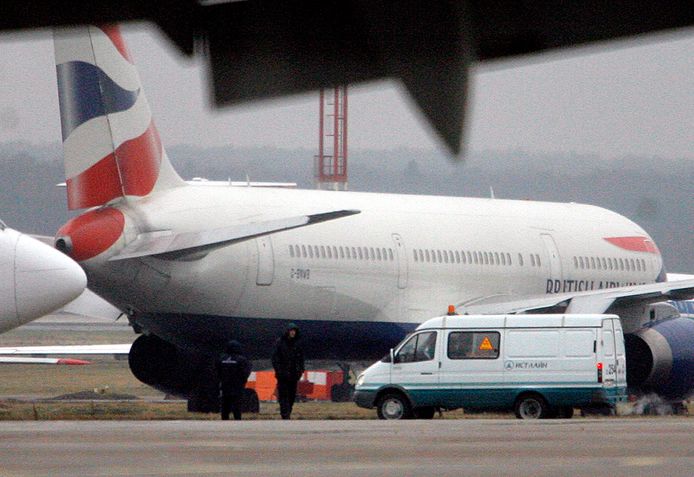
{"left": 109, "top": 209, "right": 360, "bottom": 261}
{"left": 0, "top": 357, "right": 91, "bottom": 365}
{"left": 0, "top": 344, "right": 131, "bottom": 365}
{"left": 459, "top": 279, "right": 694, "bottom": 318}
{"left": 0, "top": 344, "right": 132, "bottom": 355}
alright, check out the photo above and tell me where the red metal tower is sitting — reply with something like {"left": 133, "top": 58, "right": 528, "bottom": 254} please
{"left": 315, "top": 86, "right": 348, "bottom": 190}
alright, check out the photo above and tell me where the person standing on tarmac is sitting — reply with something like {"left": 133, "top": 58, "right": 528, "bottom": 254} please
{"left": 272, "top": 323, "right": 305, "bottom": 420}
{"left": 216, "top": 340, "right": 252, "bottom": 421}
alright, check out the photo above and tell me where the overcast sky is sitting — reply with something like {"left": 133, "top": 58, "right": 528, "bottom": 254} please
{"left": 0, "top": 24, "right": 692, "bottom": 160}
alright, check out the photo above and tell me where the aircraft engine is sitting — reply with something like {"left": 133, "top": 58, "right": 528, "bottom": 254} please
{"left": 128, "top": 334, "right": 209, "bottom": 400}
{"left": 625, "top": 317, "right": 694, "bottom": 399}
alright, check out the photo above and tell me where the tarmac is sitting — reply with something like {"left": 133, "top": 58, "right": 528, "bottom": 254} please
{"left": 1, "top": 418, "right": 693, "bottom": 477}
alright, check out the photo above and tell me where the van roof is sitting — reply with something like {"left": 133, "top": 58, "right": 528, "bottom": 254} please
{"left": 416, "top": 314, "right": 619, "bottom": 330}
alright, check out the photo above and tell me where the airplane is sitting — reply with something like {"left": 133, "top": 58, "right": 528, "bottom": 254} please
{"left": 0, "top": 220, "right": 86, "bottom": 336}
{"left": 50, "top": 25, "right": 694, "bottom": 411}
{"left": 3, "top": 1, "right": 694, "bottom": 154}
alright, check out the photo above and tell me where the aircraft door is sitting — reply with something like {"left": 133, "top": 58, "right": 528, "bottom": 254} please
{"left": 256, "top": 236, "right": 274, "bottom": 286}
{"left": 392, "top": 233, "right": 408, "bottom": 289}
{"left": 540, "top": 234, "right": 562, "bottom": 281}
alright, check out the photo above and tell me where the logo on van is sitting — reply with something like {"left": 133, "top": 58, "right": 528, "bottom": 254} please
{"left": 504, "top": 361, "right": 548, "bottom": 370}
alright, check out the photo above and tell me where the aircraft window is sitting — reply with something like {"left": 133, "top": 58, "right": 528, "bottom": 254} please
{"left": 389, "top": 249, "right": 394, "bottom": 261}
{"left": 455, "top": 251, "right": 460, "bottom": 263}
{"left": 345, "top": 247, "right": 351, "bottom": 259}
{"left": 435, "top": 250, "right": 442, "bottom": 263}
{"left": 536, "top": 254, "right": 541, "bottom": 267}
{"left": 507, "top": 253, "right": 512, "bottom": 266}
{"left": 289, "top": 245, "right": 295, "bottom": 258}
{"left": 641, "top": 259, "right": 646, "bottom": 271}
{"left": 486, "top": 252, "right": 491, "bottom": 265}
{"left": 460, "top": 251, "right": 466, "bottom": 264}
{"left": 382, "top": 248, "right": 387, "bottom": 261}
{"left": 362, "top": 247, "right": 368, "bottom": 260}
{"left": 494, "top": 252, "right": 500, "bottom": 265}
{"left": 619, "top": 258, "right": 624, "bottom": 270}
{"left": 326, "top": 246, "right": 332, "bottom": 259}
{"left": 448, "top": 331, "right": 500, "bottom": 360}
{"left": 443, "top": 251, "right": 449, "bottom": 264}
{"left": 590, "top": 257, "right": 595, "bottom": 269}
{"left": 531, "top": 254, "right": 536, "bottom": 267}
{"left": 357, "top": 247, "right": 363, "bottom": 260}
{"left": 625, "top": 259, "right": 631, "bottom": 271}
{"left": 301, "top": 245, "right": 307, "bottom": 258}
{"left": 338, "top": 246, "right": 344, "bottom": 259}
{"left": 635, "top": 259, "right": 640, "bottom": 271}
{"left": 394, "top": 331, "right": 437, "bottom": 363}
{"left": 376, "top": 248, "right": 382, "bottom": 261}
{"left": 518, "top": 253, "right": 524, "bottom": 266}
{"left": 630, "top": 259, "right": 636, "bottom": 271}
{"left": 483, "top": 252, "right": 489, "bottom": 265}
{"left": 332, "top": 246, "right": 338, "bottom": 259}
{"left": 500, "top": 253, "right": 506, "bottom": 266}
{"left": 425, "top": 250, "right": 431, "bottom": 262}
{"left": 473, "top": 252, "right": 479, "bottom": 265}
{"left": 351, "top": 247, "right": 357, "bottom": 259}
{"left": 417, "top": 249, "right": 423, "bottom": 262}
{"left": 307, "top": 246, "right": 313, "bottom": 258}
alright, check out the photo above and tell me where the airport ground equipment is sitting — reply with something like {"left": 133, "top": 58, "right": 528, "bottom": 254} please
{"left": 354, "top": 314, "right": 627, "bottom": 419}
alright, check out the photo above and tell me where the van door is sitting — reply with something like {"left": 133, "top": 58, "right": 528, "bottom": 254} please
{"left": 613, "top": 319, "right": 627, "bottom": 388}
{"left": 438, "top": 330, "right": 503, "bottom": 408}
{"left": 390, "top": 331, "right": 439, "bottom": 403}
{"left": 599, "top": 319, "right": 617, "bottom": 386}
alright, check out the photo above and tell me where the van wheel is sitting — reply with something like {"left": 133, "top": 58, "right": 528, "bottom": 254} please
{"left": 514, "top": 395, "right": 550, "bottom": 419}
{"left": 413, "top": 407, "right": 436, "bottom": 419}
{"left": 377, "top": 393, "right": 412, "bottom": 420}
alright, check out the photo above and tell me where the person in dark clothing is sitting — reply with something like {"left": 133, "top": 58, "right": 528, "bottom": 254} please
{"left": 271, "top": 323, "right": 305, "bottom": 420}
{"left": 216, "top": 340, "right": 252, "bottom": 420}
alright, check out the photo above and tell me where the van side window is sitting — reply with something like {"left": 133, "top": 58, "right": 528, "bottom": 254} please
{"left": 447, "top": 332, "right": 500, "bottom": 359}
{"left": 394, "top": 331, "right": 437, "bottom": 363}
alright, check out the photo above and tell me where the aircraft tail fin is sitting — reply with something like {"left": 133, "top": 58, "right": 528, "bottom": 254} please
{"left": 54, "top": 25, "right": 183, "bottom": 210}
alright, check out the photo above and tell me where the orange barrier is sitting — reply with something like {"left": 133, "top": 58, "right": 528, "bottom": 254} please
{"left": 246, "top": 370, "right": 345, "bottom": 401}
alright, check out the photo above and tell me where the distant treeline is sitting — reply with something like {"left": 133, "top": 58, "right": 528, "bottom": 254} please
{"left": 0, "top": 142, "right": 691, "bottom": 272}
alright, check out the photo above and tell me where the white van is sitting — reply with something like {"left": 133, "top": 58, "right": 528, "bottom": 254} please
{"left": 354, "top": 314, "right": 627, "bottom": 419}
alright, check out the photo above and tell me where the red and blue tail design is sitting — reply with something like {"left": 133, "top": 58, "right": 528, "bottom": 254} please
{"left": 54, "top": 25, "right": 182, "bottom": 210}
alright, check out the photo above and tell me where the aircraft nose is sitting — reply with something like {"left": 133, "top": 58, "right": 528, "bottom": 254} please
{"left": 14, "top": 234, "right": 87, "bottom": 326}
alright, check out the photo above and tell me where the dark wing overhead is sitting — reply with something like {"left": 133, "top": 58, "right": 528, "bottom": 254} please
{"left": 3, "top": 1, "right": 693, "bottom": 153}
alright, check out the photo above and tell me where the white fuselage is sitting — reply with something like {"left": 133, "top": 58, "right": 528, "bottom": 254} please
{"left": 82, "top": 186, "right": 660, "bottom": 339}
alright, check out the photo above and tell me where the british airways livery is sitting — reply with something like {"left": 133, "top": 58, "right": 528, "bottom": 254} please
{"left": 52, "top": 25, "right": 694, "bottom": 411}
